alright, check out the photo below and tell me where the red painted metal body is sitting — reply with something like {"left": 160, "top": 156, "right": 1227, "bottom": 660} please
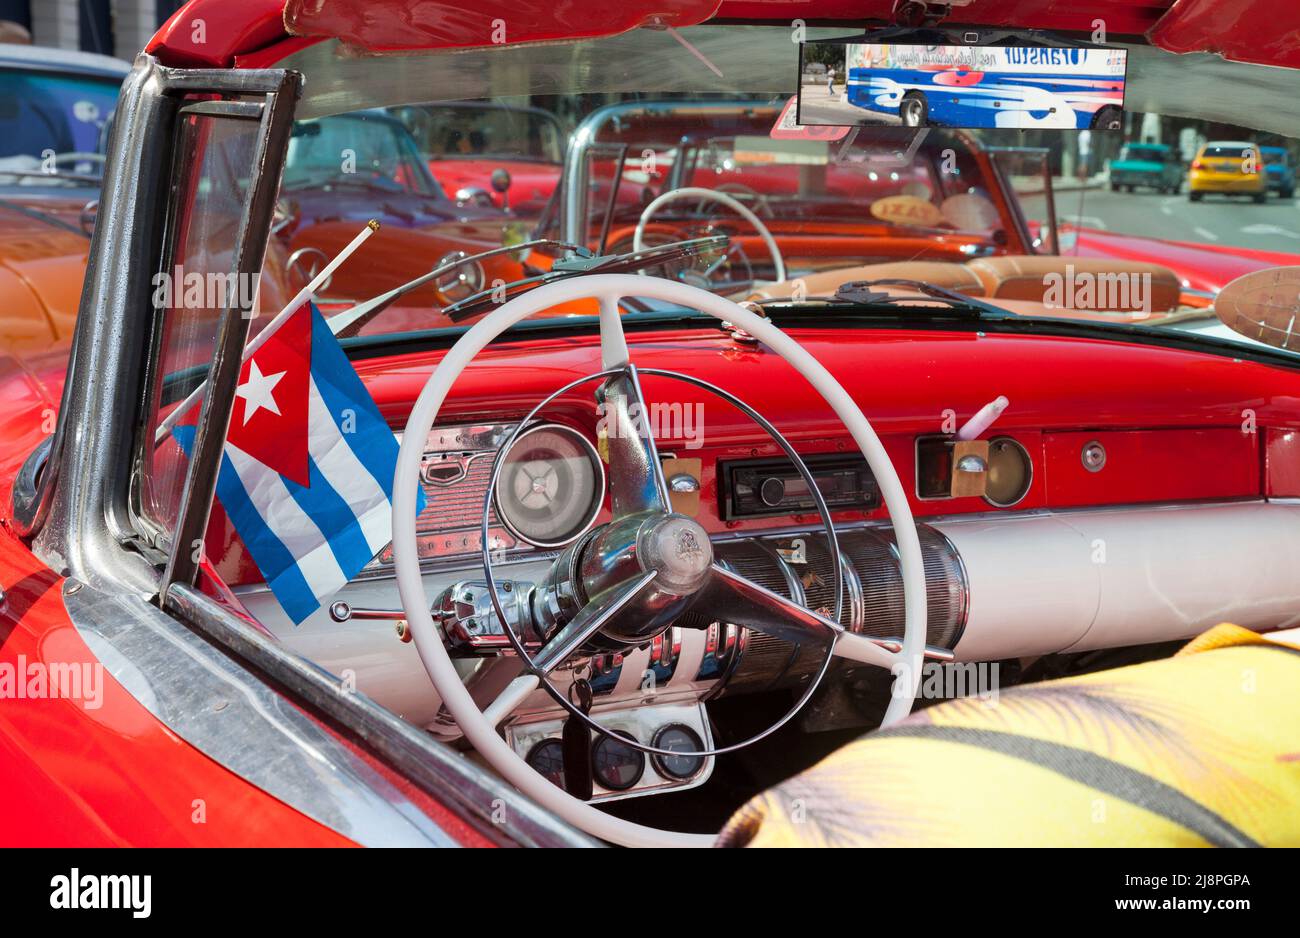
{"left": 1264, "top": 428, "right": 1300, "bottom": 498}
{"left": 0, "top": 542, "right": 358, "bottom": 846}
{"left": 1065, "top": 226, "right": 1300, "bottom": 296}
{"left": 1149, "top": 0, "right": 1300, "bottom": 70}
{"left": 0, "top": 352, "right": 359, "bottom": 846}
{"left": 1042, "top": 428, "right": 1259, "bottom": 508}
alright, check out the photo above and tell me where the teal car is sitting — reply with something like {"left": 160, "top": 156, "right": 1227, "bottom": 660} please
{"left": 1108, "top": 142, "right": 1183, "bottom": 194}
{"left": 1261, "top": 146, "right": 1296, "bottom": 198}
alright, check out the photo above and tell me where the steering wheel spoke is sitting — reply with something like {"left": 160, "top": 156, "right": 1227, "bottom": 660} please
{"left": 530, "top": 570, "right": 659, "bottom": 674}
{"left": 601, "top": 365, "right": 672, "bottom": 518}
{"left": 598, "top": 289, "right": 629, "bottom": 368}
{"left": 698, "top": 562, "right": 843, "bottom": 647}
{"left": 483, "top": 673, "right": 541, "bottom": 726}
{"left": 695, "top": 565, "right": 945, "bottom": 670}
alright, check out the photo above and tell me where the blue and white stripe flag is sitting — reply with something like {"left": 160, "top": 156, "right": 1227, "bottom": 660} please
{"left": 174, "top": 301, "right": 422, "bottom": 623}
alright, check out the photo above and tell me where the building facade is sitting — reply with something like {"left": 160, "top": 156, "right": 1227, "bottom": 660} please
{"left": 0, "top": 0, "right": 184, "bottom": 61}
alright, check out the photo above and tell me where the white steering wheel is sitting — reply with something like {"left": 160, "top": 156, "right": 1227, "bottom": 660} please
{"left": 633, "top": 187, "right": 787, "bottom": 284}
{"left": 392, "top": 274, "right": 926, "bottom": 847}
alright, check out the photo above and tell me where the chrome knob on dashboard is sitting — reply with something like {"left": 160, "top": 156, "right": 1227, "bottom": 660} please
{"left": 668, "top": 473, "right": 700, "bottom": 494}
{"left": 1081, "top": 440, "right": 1107, "bottom": 472}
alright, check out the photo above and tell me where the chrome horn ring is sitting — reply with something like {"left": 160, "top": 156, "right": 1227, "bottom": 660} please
{"left": 478, "top": 365, "right": 843, "bottom": 759}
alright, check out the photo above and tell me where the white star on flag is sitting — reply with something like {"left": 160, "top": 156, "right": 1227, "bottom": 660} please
{"left": 236, "top": 360, "right": 286, "bottom": 425}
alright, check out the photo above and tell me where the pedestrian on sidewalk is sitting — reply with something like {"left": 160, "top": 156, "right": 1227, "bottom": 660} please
{"left": 827, "top": 67, "right": 836, "bottom": 96}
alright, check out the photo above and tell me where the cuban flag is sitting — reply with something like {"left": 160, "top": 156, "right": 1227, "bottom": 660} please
{"left": 174, "top": 302, "right": 422, "bottom": 624}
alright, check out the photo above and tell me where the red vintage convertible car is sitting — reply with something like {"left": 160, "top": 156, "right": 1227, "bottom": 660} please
{"left": 3, "top": 0, "right": 1300, "bottom": 852}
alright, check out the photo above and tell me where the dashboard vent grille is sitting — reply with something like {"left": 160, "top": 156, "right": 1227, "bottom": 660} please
{"left": 371, "top": 424, "right": 520, "bottom": 566}
{"left": 839, "top": 526, "right": 967, "bottom": 648}
{"left": 713, "top": 540, "right": 804, "bottom": 693}
{"left": 416, "top": 453, "right": 502, "bottom": 535}
{"left": 710, "top": 523, "right": 969, "bottom": 696}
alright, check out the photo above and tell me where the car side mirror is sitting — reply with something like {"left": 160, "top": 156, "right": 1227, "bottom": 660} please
{"left": 491, "top": 167, "right": 512, "bottom": 212}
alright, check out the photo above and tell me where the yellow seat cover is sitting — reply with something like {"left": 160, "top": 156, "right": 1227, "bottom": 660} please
{"left": 720, "top": 625, "right": 1300, "bottom": 847}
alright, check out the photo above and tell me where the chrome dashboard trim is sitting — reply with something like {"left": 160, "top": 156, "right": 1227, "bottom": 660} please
{"left": 928, "top": 523, "right": 971, "bottom": 648}
{"left": 840, "top": 552, "right": 866, "bottom": 635}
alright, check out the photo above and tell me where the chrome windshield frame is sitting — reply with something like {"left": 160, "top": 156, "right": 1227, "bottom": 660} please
{"left": 559, "top": 98, "right": 784, "bottom": 246}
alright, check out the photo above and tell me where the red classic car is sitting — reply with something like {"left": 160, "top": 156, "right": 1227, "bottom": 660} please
{"left": 397, "top": 101, "right": 571, "bottom": 214}
{"left": 3, "top": 0, "right": 1300, "bottom": 861}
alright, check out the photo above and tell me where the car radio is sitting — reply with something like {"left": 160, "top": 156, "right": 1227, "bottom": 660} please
{"left": 720, "top": 453, "right": 879, "bottom": 519}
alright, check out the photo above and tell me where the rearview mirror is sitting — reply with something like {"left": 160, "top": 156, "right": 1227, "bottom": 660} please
{"left": 798, "top": 31, "right": 1127, "bottom": 131}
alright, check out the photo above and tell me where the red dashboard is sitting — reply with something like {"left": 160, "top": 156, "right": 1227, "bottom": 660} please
{"left": 191, "top": 320, "right": 1298, "bottom": 590}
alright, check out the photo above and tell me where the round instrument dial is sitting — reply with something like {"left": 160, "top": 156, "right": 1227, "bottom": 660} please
{"left": 494, "top": 424, "right": 604, "bottom": 548}
{"left": 592, "top": 730, "right": 645, "bottom": 791}
{"left": 984, "top": 436, "right": 1032, "bottom": 507}
{"left": 650, "top": 724, "right": 705, "bottom": 780}
{"left": 525, "top": 738, "right": 566, "bottom": 789}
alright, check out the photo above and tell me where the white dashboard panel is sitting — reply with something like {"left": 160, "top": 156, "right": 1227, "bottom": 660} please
{"left": 938, "top": 501, "right": 1300, "bottom": 661}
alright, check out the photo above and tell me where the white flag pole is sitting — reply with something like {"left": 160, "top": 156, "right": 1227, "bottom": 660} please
{"left": 155, "top": 219, "right": 379, "bottom": 443}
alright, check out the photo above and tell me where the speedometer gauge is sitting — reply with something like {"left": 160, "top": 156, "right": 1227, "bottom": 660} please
{"left": 494, "top": 424, "right": 604, "bottom": 548}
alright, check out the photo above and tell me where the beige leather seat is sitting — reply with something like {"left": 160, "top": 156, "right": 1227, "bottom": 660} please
{"left": 965, "top": 255, "right": 1182, "bottom": 312}
{"left": 747, "top": 260, "right": 987, "bottom": 301}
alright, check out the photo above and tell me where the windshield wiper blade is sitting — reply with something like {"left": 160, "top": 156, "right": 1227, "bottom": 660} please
{"left": 329, "top": 238, "right": 590, "bottom": 338}
{"left": 442, "top": 235, "right": 730, "bottom": 324}
{"left": 840, "top": 279, "right": 1013, "bottom": 318}
{"left": 756, "top": 277, "right": 1014, "bottom": 321}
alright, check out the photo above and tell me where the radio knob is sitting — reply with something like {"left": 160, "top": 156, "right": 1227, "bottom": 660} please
{"left": 759, "top": 476, "right": 786, "bottom": 507}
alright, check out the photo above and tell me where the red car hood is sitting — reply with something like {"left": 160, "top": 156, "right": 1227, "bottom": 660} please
{"left": 1066, "top": 225, "right": 1300, "bottom": 295}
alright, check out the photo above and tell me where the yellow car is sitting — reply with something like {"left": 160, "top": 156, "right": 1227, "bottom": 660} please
{"left": 1188, "top": 140, "right": 1268, "bottom": 202}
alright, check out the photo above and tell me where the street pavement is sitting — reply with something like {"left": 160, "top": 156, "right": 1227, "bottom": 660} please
{"left": 798, "top": 82, "right": 901, "bottom": 127}
{"left": 1020, "top": 185, "right": 1300, "bottom": 254}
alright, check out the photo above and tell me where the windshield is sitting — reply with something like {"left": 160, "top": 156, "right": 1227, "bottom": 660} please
{"left": 393, "top": 104, "right": 566, "bottom": 163}
{"left": 247, "top": 24, "right": 1300, "bottom": 361}
{"left": 283, "top": 113, "right": 440, "bottom": 197}
{"left": 0, "top": 66, "right": 121, "bottom": 186}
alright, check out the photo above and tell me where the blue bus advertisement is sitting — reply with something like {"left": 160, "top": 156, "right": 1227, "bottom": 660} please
{"left": 811, "top": 43, "right": 1127, "bottom": 130}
